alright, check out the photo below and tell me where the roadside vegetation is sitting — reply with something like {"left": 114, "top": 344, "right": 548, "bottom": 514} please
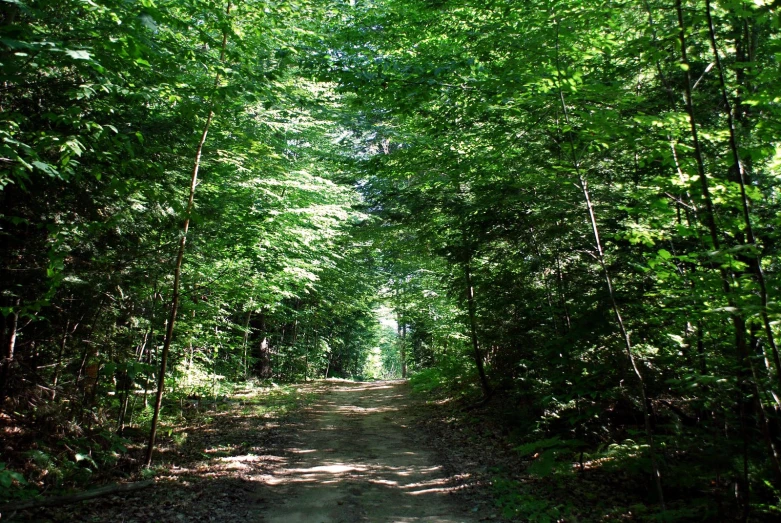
{"left": 3, "top": 0, "right": 781, "bottom": 520}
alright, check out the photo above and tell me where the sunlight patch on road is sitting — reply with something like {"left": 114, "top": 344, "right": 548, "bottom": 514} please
{"left": 205, "top": 445, "right": 238, "bottom": 454}
{"left": 335, "top": 405, "right": 399, "bottom": 413}
{"left": 256, "top": 381, "right": 479, "bottom": 522}
{"left": 401, "top": 474, "right": 459, "bottom": 495}
{"left": 219, "top": 454, "right": 264, "bottom": 462}
{"left": 294, "top": 463, "right": 369, "bottom": 474}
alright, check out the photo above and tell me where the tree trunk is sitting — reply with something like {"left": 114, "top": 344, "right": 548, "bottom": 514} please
{"left": 242, "top": 309, "right": 252, "bottom": 380}
{"left": 144, "top": 1, "right": 232, "bottom": 467}
{"left": 401, "top": 320, "right": 407, "bottom": 379}
{"left": 256, "top": 311, "right": 272, "bottom": 379}
{"left": 553, "top": 12, "right": 664, "bottom": 510}
{"left": 675, "top": 0, "right": 781, "bottom": 484}
{"left": 0, "top": 480, "right": 154, "bottom": 512}
{"left": 464, "top": 261, "right": 491, "bottom": 399}
{"left": 52, "top": 316, "right": 80, "bottom": 400}
{"left": 703, "top": 0, "right": 781, "bottom": 390}
{"left": 0, "top": 297, "right": 20, "bottom": 409}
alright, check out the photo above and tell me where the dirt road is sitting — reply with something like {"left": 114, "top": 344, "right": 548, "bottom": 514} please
{"left": 257, "top": 380, "right": 479, "bottom": 523}
{"left": 5, "top": 380, "right": 484, "bottom": 523}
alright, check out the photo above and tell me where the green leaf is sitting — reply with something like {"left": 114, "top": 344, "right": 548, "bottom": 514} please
{"left": 64, "top": 49, "right": 92, "bottom": 60}
{"left": 527, "top": 450, "right": 557, "bottom": 477}
{"left": 515, "top": 436, "right": 561, "bottom": 456}
{"left": 32, "top": 161, "right": 60, "bottom": 178}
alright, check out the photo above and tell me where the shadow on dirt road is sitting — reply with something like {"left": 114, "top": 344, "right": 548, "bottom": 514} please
{"left": 257, "top": 380, "right": 479, "bottom": 523}
{"left": 4, "top": 381, "right": 482, "bottom": 523}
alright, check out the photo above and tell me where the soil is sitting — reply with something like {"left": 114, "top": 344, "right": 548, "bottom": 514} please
{"left": 257, "top": 380, "right": 481, "bottom": 523}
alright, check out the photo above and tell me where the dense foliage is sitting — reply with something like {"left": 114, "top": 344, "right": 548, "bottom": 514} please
{"left": 0, "top": 0, "right": 387, "bottom": 488}
{"left": 2, "top": 0, "right": 781, "bottom": 520}
{"left": 327, "top": 0, "right": 781, "bottom": 519}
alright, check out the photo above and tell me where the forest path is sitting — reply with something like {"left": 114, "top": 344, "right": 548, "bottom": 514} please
{"left": 256, "top": 380, "right": 479, "bottom": 523}
{"left": 5, "top": 380, "right": 486, "bottom": 523}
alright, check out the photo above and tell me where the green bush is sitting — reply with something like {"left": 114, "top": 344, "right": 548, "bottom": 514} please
{"left": 0, "top": 462, "right": 27, "bottom": 501}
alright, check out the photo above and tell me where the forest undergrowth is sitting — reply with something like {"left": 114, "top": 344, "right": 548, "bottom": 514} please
{"left": 4, "top": 374, "right": 781, "bottom": 522}
{"left": 410, "top": 372, "right": 780, "bottom": 523}
{"left": 1, "top": 381, "right": 316, "bottom": 521}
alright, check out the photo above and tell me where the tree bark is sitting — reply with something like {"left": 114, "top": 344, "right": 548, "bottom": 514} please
{"left": 1, "top": 480, "right": 154, "bottom": 512}
{"left": 242, "top": 309, "right": 252, "bottom": 380}
{"left": 676, "top": 0, "right": 781, "bottom": 485}
{"left": 0, "top": 297, "right": 20, "bottom": 409}
{"left": 703, "top": 0, "right": 781, "bottom": 390}
{"left": 145, "top": 1, "right": 232, "bottom": 467}
{"left": 464, "top": 261, "right": 491, "bottom": 399}
{"left": 553, "top": 11, "right": 664, "bottom": 510}
{"left": 52, "top": 315, "right": 80, "bottom": 400}
{"left": 401, "top": 319, "right": 408, "bottom": 379}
